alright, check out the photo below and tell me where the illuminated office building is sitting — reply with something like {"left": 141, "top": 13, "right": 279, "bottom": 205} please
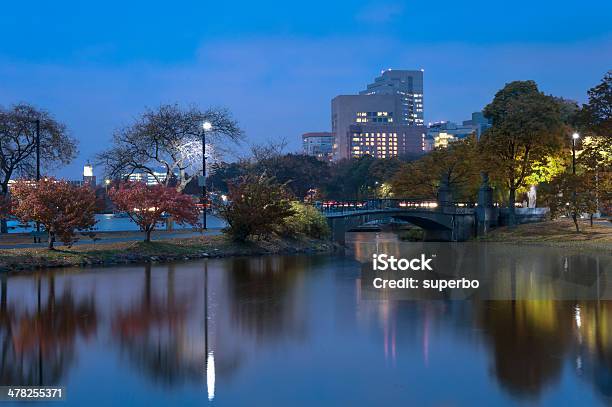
{"left": 331, "top": 69, "right": 424, "bottom": 160}
{"left": 349, "top": 124, "right": 425, "bottom": 159}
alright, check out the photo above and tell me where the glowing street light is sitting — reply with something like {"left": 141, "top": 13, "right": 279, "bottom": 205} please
{"left": 572, "top": 132, "right": 580, "bottom": 175}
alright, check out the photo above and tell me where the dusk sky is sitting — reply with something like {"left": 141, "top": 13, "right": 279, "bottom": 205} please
{"left": 1, "top": 0, "right": 611, "bottom": 178}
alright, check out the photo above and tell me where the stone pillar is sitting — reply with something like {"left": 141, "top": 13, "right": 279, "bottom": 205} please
{"left": 437, "top": 177, "right": 453, "bottom": 208}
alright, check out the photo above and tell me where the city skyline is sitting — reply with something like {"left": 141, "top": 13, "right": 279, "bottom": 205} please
{"left": 0, "top": 0, "right": 610, "bottom": 178}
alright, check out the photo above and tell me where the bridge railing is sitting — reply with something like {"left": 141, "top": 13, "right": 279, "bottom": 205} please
{"left": 315, "top": 198, "right": 476, "bottom": 214}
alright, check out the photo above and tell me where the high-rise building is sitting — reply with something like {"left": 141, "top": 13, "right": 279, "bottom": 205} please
{"left": 331, "top": 69, "right": 424, "bottom": 160}
{"left": 302, "top": 132, "right": 333, "bottom": 161}
{"left": 360, "top": 69, "right": 424, "bottom": 126}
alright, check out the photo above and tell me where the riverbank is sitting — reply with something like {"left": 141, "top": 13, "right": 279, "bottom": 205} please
{"left": 0, "top": 234, "right": 339, "bottom": 272}
{"left": 480, "top": 218, "right": 612, "bottom": 252}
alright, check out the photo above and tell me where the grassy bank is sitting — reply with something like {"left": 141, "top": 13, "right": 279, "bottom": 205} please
{"left": 480, "top": 218, "right": 612, "bottom": 251}
{"left": 0, "top": 235, "right": 338, "bottom": 272}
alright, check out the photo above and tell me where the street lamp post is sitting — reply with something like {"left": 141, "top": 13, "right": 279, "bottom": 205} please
{"left": 571, "top": 132, "right": 580, "bottom": 227}
{"left": 201, "top": 121, "right": 212, "bottom": 232}
{"left": 572, "top": 132, "right": 580, "bottom": 175}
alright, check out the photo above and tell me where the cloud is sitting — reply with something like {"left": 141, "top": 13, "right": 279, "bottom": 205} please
{"left": 354, "top": 2, "right": 405, "bottom": 23}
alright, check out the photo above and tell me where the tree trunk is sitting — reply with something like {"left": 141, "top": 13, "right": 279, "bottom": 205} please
{"left": 508, "top": 188, "right": 517, "bottom": 227}
{"left": 0, "top": 189, "right": 8, "bottom": 233}
{"left": 572, "top": 213, "right": 580, "bottom": 232}
{"left": 145, "top": 229, "right": 152, "bottom": 242}
{"left": 590, "top": 213, "right": 594, "bottom": 227}
{"left": 48, "top": 231, "right": 55, "bottom": 250}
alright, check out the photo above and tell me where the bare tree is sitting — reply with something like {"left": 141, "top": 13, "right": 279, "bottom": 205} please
{"left": 0, "top": 104, "right": 77, "bottom": 233}
{"left": 97, "top": 104, "right": 243, "bottom": 192}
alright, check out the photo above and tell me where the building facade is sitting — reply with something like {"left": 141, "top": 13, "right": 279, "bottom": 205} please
{"left": 425, "top": 112, "right": 492, "bottom": 150}
{"left": 123, "top": 171, "right": 169, "bottom": 185}
{"left": 359, "top": 69, "right": 424, "bottom": 126}
{"left": 331, "top": 69, "right": 424, "bottom": 160}
{"left": 302, "top": 132, "right": 333, "bottom": 160}
{"left": 83, "top": 162, "right": 96, "bottom": 186}
{"left": 348, "top": 124, "right": 425, "bottom": 159}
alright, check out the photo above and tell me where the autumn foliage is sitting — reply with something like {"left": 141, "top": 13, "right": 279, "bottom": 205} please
{"left": 10, "top": 178, "right": 97, "bottom": 249}
{"left": 216, "top": 174, "right": 295, "bottom": 241}
{"left": 109, "top": 182, "right": 199, "bottom": 242}
{"left": 0, "top": 195, "right": 9, "bottom": 218}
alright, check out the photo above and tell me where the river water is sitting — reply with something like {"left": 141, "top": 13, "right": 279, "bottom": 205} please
{"left": 6, "top": 214, "right": 225, "bottom": 233}
{"left": 0, "top": 232, "right": 610, "bottom": 406}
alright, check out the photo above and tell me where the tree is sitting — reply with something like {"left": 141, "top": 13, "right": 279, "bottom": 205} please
{"left": 579, "top": 70, "right": 612, "bottom": 137}
{"left": 0, "top": 104, "right": 77, "bottom": 233}
{"left": 215, "top": 174, "right": 295, "bottom": 241}
{"left": 10, "top": 178, "right": 97, "bottom": 249}
{"left": 322, "top": 156, "right": 405, "bottom": 200}
{"left": 252, "top": 153, "right": 330, "bottom": 200}
{"left": 202, "top": 161, "right": 250, "bottom": 194}
{"left": 481, "top": 81, "right": 564, "bottom": 226}
{"left": 392, "top": 136, "right": 480, "bottom": 201}
{"left": 577, "top": 136, "right": 612, "bottom": 216}
{"left": 281, "top": 202, "right": 330, "bottom": 239}
{"left": 98, "top": 104, "right": 243, "bottom": 192}
{"left": 109, "top": 182, "right": 199, "bottom": 242}
{"left": 540, "top": 173, "right": 597, "bottom": 232}
{"left": 576, "top": 71, "right": 612, "bottom": 215}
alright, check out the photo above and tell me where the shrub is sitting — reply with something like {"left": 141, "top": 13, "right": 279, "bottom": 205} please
{"left": 216, "top": 174, "right": 295, "bottom": 241}
{"left": 282, "top": 202, "right": 330, "bottom": 239}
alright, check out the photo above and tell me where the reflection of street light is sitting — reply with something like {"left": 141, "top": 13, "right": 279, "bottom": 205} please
{"left": 201, "top": 121, "right": 212, "bottom": 232}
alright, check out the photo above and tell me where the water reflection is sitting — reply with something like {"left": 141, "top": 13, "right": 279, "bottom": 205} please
{"left": 0, "top": 274, "right": 97, "bottom": 386}
{"left": 0, "top": 238, "right": 610, "bottom": 405}
{"left": 111, "top": 264, "right": 201, "bottom": 386}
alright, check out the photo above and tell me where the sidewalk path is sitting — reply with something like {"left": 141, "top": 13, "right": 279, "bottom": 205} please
{"left": 0, "top": 229, "right": 223, "bottom": 250}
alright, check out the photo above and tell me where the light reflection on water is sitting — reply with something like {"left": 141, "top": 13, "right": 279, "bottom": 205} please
{"left": 0, "top": 232, "right": 610, "bottom": 406}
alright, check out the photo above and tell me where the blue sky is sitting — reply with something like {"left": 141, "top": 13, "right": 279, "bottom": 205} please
{"left": 1, "top": 0, "right": 611, "bottom": 178}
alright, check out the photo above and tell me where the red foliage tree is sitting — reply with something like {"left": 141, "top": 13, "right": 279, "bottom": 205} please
{"left": 0, "top": 195, "right": 9, "bottom": 218}
{"left": 109, "top": 182, "right": 199, "bottom": 242}
{"left": 11, "top": 178, "right": 97, "bottom": 249}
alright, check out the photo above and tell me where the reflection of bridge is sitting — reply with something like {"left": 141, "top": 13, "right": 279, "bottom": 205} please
{"left": 317, "top": 177, "right": 549, "bottom": 243}
{"left": 320, "top": 199, "right": 479, "bottom": 243}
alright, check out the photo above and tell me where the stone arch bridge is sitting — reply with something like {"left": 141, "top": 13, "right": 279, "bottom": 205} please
{"left": 317, "top": 179, "right": 549, "bottom": 243}
{"left": 321, "top": 199, "right": 479, "bottom": 244}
